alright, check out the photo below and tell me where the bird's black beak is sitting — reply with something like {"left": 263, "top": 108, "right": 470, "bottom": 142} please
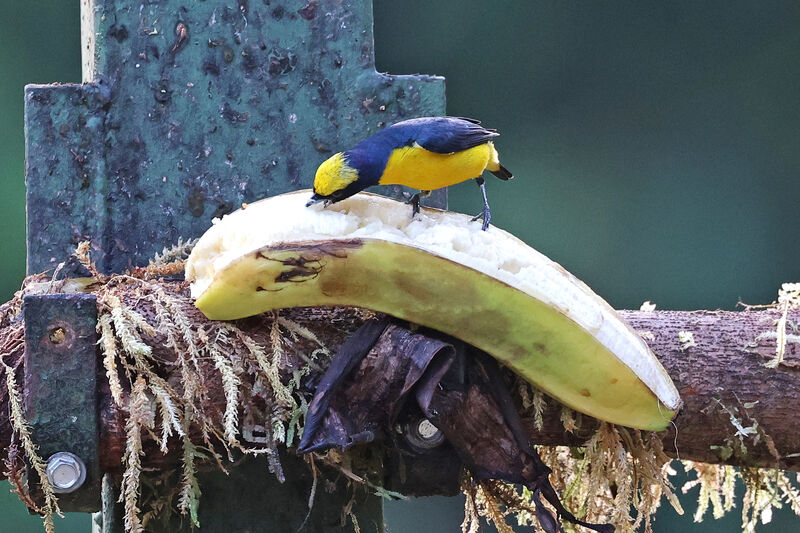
{"left": 306, "top": 193, "right": 329, "bottom": 207}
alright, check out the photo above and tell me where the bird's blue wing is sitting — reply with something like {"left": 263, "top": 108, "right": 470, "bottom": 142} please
{"left": 410, "top": 117, "right": 500, "bottom": 154}
{"left": 343, "top": 117, "right": 502, "bottom": 184}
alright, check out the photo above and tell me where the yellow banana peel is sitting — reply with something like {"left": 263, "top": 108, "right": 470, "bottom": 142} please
{"left": 186, "top": 191, "right": 680, "bottom": 430}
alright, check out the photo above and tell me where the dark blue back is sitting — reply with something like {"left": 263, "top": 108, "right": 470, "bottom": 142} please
{"left": 344, "top": 117, "right": 499, "bottom": 185}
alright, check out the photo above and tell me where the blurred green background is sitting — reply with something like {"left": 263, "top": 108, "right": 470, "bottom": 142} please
{"left": 1, "top": 0, "right": 798, "bottom": 531}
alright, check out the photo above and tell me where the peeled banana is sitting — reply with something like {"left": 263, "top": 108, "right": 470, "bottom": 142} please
{"left": 186, "top": 191, "right": 680, "bottom": 430}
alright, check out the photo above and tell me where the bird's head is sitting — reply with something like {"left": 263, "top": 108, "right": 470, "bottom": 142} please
{"left": 307, "top": 152, "right": 362, "bottom": 207}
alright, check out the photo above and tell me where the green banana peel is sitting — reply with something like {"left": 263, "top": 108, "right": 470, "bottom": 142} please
{"left": 186, "top": 191, "right": 680, "bottom": 430}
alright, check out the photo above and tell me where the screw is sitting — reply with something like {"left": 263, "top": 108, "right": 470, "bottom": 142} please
{"left": 46, "top": 452, "right": 87, "bottom": 493}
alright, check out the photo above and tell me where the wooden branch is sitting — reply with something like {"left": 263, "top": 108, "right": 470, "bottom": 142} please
{"left": 87, "top": 305, "right": 800, "bottom": 474}
{"left": 3, "top": 284, "right": 799, "bottom": 479}
{"left": 525, "top": 308, "right": 800, "bottom": 471}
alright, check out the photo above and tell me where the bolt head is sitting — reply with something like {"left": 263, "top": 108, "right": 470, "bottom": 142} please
{"left": 46, "top": 452, "right": 86, "bottom": 493}
{"left": 403, "top": 417, "right": 445, "bottom": 451}
{"left": 416, "top": 419, "right": 439, "bottom": 440}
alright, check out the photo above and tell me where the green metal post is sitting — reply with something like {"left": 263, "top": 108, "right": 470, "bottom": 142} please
{"left": 27, "top": 0, "right": 446, "bottom": 275}
{"left": 25, "top": 1, "right": 446, "bottom": 531}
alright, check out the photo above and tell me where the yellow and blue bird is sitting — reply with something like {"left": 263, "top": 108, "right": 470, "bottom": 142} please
{"left": 306, "top": 116, "right": 512, "bottom": 230}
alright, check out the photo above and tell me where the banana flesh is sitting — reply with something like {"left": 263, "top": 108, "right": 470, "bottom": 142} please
{"left": 186, "top": 191, "right": 680, "bottom": 430}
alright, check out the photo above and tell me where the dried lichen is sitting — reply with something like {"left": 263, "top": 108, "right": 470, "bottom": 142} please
{"left": 516, "top": 378, "right": 546, "bottom": 431}
{"left": 120, "top": 376, "right": 153, "bottom": 533}
{"left": 0, "top": 295, "right": 63, "bottom": 533}
{"left": 682, "top": 461, "right": 736, "bottom": 522}
{"left": 640, "top": 301, "right": 657, "bottom": 312}
{"left": 461, "top": 476, "right": 567, "bottom": 533}
{"left": 66, "top": 241, "right": 322, "bottom": 529}
{"left": 2, "top": 352, "right": 62, "bottom": 533}
{"left": 464, "top": 419, "right": 800, "bottom": 533}
{"left": 707, "top": 398, "right": 779, "bottom": 465}
{"left": 457, "top": 408, "right": 681, "bottom": 533}
{"left": 678, "top": 331, "right": 697, "bottom": 351}
{"left": 680, "top": 463, "right": 800, "bottom": 532}
{"left": 744, "top": 282, "right": 800, "bottom": 368}
{"left": 677, "top": 398, "right": 800, "bottom": 532}
{"left": 545, "top": 425, "right": 679, "bottom": 532}
{"left": 765, "top": 283, "right": 800, "bottom": 368}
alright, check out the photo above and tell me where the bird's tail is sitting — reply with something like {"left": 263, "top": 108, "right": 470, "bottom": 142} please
{"left": 490, "top": 165, "right": 513, "bottom": 181}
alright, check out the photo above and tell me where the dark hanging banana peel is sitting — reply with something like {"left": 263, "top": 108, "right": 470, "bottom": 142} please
{"left": 186, "top": 190, "right": 680, "bottom": 430}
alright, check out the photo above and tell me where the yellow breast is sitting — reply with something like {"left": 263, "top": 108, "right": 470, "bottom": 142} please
{"left": 378, "top": 142, "right": 494, "bottom": 190}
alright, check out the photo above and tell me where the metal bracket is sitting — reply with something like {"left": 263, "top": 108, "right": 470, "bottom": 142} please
{"left": 23, "top": 293, "right": 101, "bottom": 512}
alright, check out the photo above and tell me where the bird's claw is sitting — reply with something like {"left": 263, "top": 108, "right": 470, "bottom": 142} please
{"left": 471, "top": 207, "right": 491, "bottom": 231}
{"left": 406, "top": 193, "right": 422, "bottom": 219}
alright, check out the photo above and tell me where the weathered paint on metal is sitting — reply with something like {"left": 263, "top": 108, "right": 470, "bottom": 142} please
{"left": 23, "top": 293, "right": 101, "bottom": 512}
{"left": 26, "top": 0, "right": 446, "bottom": 275}
{"left": 25, "top": 1, "right": 447, "bottom": 530}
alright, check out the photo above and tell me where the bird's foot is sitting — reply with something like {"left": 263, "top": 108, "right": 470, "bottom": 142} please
{"left": 471, "top": 206, "right": 491, "bottom": 231}
{"left": 405, "top": 190, "right": 430, "bottom": 220}
{"left": 406, "top": 193, "right": 422, "bottom": 218}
